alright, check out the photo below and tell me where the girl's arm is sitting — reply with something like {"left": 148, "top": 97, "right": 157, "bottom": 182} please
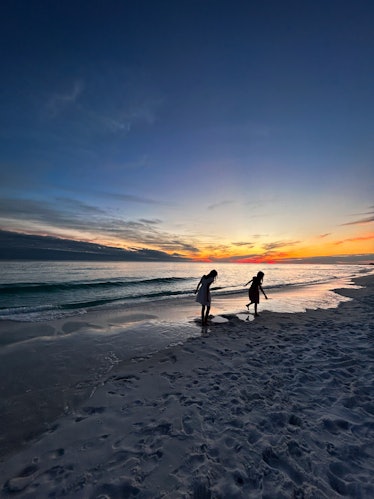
{"left": 259, "top": 285, "right": 268, "bottom": 299}
{"left": 194, "top": 278, "right": 202, "bottom": 294}
{"left": 245, "top": 279, "right": 253, "bottom": 286}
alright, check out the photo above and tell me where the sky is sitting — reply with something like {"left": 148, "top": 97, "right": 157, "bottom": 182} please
{"left": 0, "top": 0, "right": 373, "bottom": 263}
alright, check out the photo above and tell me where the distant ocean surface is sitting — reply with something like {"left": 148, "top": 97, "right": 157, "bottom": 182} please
{"left": 1, "top": 261, "right": 372, "bottom": 322}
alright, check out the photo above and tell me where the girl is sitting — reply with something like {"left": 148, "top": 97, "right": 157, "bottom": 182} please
{"left": 195, "top": 269, "right": 218, "bottom": 325}
{"left": 245, "top": 271, "right": 268, "bottom": 316}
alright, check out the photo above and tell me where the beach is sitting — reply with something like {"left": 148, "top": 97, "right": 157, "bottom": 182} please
{"left": 1, "top": 274, "right": 373, "bottom": 498}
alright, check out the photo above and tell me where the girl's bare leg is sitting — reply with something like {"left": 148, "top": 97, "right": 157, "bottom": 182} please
{"left": 204, "top": 305, "right": 211, "bottom": 325}
{"left": 201, "top": 306, "right": 206, "bottom": 324}
{"left": 254, "top": 303, "right": 259, "bottom": 316}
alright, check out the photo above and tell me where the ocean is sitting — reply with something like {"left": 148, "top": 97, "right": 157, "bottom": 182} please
{"left": 1, "top": 261, "right": 372, "bottom": 322}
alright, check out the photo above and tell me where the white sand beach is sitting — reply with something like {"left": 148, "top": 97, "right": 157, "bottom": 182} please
{"left": 1, "top": 275, "right": 374, "bottom": 498}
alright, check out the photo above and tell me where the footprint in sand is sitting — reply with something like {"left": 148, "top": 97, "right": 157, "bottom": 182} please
{"left": 192, "top": 481, "right": 212, "bottom": 499}
{"left": 262, "top": 447, "right": 303, "bottom": 486}
{"left": 3, "top": 464, "right": 39, "bottom": 494}
{"left": 82, "top": 406, "right": 106, "bottom": 415}
{"left": 47, "top": 448, "right": 65, "bottom": 459}
{"left": 94, "top": 481, "right": 140, "bottom": 498}
{"left": 182, "top": 410, "right": 202, "bottom": 435}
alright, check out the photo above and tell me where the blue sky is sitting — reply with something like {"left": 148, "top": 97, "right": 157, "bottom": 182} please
{"left": 0, "top": 0, "right": 373, "bottom": 262}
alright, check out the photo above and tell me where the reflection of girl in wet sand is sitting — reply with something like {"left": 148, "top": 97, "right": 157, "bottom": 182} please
{"left": 245, "top": 271, "right": 268, "bottom": 316}
{"left": 195, "top": 270, "right": 218, "bottom": 325}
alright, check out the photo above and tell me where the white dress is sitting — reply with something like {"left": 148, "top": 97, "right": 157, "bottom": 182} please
{"left": 196, "top": 276, "right": 214, "bottom": 306}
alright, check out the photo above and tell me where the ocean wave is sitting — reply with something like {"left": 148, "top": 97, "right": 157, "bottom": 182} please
{"left": 0, "top": 303, "right": 73, "bottom": 322}
{"left": 58, "top": 289, "right": 194, "bottom": 310}
{"left": 0, "top": 276, "right": 192, "bottom": 295}
{"left": 0, "top": 288, "right": 196, "bottom": 322}
{"left": 0, "top": 308, "right": 87, "bottom": 323}
{"left": 0, "top": 304, "right": 56, "bottom": 316}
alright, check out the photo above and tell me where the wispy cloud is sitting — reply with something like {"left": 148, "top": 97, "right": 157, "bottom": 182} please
{"left": 262, "top": 240, "right": 300, "bottom": 251}
{"left": 341, "top": 207, "right": 374, "bottom": 226}
{"left": 46, "top": 80, "right": 84, "bottom": 117}
{"left": 94, "top": 97, "right": 163, "bottom": 135}
{"left": 341, "top": 215, "right": 374, "bottom": 226}
{"left": 42, "top": 65, "right": 163, "bottom": 143}
{"left": 334, "top": 234, "right": 374, "bottom": 246}
{"left": 139, "top": 218, "right": 162, "bottom": 225}
{"left": 78, "top": 65, "right": 164, "bottom": 137}
{"left": 155, "top": 239, "right": 200, "bottom": 254}
{"left": 101, "top": 191, "right": 169, "bottom": 206}
{"left": 207, "top": 200, "right": 234, "bottom": 210}
{"left": 232, "top": 241, "right": 256, "bottom": 248}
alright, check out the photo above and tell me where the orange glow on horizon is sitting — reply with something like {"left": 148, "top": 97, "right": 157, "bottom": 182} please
{"left": 188, "top": 230, "right": 373, "bottom": 263}
{"left": 234, "top": 257, "right": 277, "bottom": 264}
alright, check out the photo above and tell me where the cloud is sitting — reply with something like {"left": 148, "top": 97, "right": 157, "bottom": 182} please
{"left": 341, "top": 215, "right": 374, "bottom": 226}
{"left": 92, "top": 97, "right": 162, "bottom": 135}
{"left": 341, "top": 207, "right": 374, "bottom": 226}
{"left": 139, "top": 218, "right": 162, "bottom": 225}
{"left": 101, "top": 191, "right": 169, "bottom": 206}
{"left": 207, "top": 200, "right": 234, "bottom": 210}
{"left": 0, "top": 230, "right": 188, "bottom": 262}
{"left": 318, "top": 233, "right": 331, "bottom": 238}
{"left": 76, "top": 65, "right": 164, "bottom": 137}
{"left": 156, "top": 239, "right": 200, "bottom": 254}
{"left": 40, "top": 65, "right": 164, "bottom": 147}
{"left": 232, "top": 241, "right": 255, "bottom": 247}
{"left": 0, "top": 196, "right": 196, "bottom": 255}
{"left": 262, "top": 240, "right": 300, "bottom": 251}
{"left": 46, "top": 80, "right": 84, "bottom": 117}
{"left": 333, "top": 234, "right": 374, "bottom": 246}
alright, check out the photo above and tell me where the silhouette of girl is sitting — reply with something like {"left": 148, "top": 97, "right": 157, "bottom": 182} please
{"left": 245, "top": 271, "right": 268, "bottom": 316}
{"left": 195, "top": 269, "right": 218, "bottom": 325}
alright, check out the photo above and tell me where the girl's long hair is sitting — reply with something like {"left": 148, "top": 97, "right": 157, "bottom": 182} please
{"left": 256, "top": 271, "right": 264, "bottom": 283}
{"left": 205, "top": 269, "right": 218, "bottom": 281}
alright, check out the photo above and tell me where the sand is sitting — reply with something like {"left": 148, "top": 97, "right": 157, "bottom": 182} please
{"left": 1, "top": 275, "right": 373, "bottom": 498}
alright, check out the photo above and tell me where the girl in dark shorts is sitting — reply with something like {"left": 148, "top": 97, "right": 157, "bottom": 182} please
{"left": 245, "top": 271, "right": 268, "bottom": 316}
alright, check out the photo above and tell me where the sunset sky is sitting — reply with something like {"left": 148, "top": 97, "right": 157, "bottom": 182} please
{"left": 0, "top": 0, "right": 373, "bottom": 263}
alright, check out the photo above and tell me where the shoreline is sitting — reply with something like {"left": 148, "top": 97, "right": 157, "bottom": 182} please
{"left": 0, "top": 265, "right": 368, "bottom": 325}
{"left": 0, "top": 273, "right": 362, "bottom": 343}
{"left": 1, "top": 275, "right": 373, "bottom": 497}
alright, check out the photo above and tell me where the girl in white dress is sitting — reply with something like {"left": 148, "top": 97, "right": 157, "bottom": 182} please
{"left": 195, "top": 269, "right": 218, "bottom": 325}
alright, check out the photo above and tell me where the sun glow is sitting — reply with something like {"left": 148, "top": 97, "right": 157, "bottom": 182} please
{"left": 187, "top": 230, "right": 374, "bottom": 263}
